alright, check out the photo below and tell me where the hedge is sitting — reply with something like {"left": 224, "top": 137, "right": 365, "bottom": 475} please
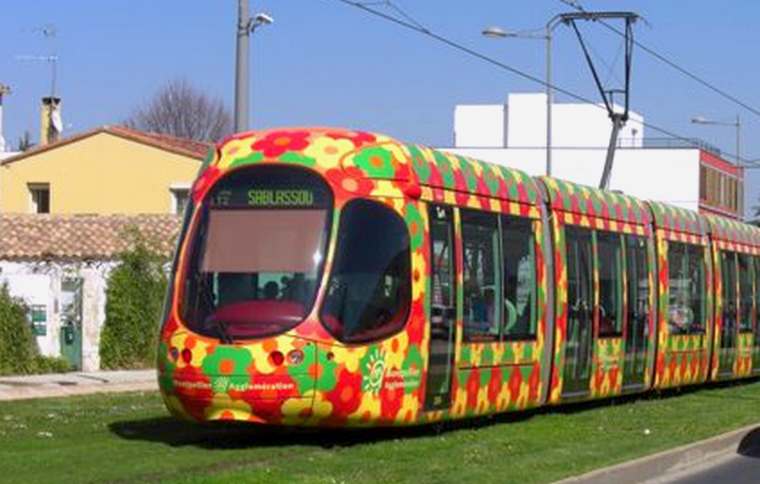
{"left": 0, "top": 284, "right": 38, "bottom": 375}
{"left": 99, "top": 229, "right": 169, "bottom": 369}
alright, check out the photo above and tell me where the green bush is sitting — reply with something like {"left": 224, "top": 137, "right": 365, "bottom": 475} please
{"left": 99, "top": 229, "right": 169, "bottom": 369}
{"left": 32, "top": 355, "right": 72, "bottom": 374}
{"left": 0, "top": 284, "right": 37, "bottom": 375}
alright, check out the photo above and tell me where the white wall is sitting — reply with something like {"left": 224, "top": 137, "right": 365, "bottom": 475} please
{"left": 444, "top": 147, "right": 701, "bottom": 211}
{"left": 506, "top": 93, "right": 546, "bottom": 148}
{"left": 455, "top": 93, "right": 645, "bottom": 149}
{"left": 0, "top": 261, "right": 115, "bottom": 371}
{"left": 553, "top": 100, "right": 644, "bottom": 148}
{"left": 453, "top": 104, "right": 506, "bottom": 147}
{"left": 0, "top": 269, "right": 57, "bottom": 356}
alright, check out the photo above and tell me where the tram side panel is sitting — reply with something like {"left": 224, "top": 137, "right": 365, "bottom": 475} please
{"left": 537, "top": 178, "right": 657, "bottom": 405}
{"left": 413, "top": 156, "right": 553, "bottom": 421}
{"left": 648, "top": 202, "right": 713, "bottom": 390}
{"left": 705, "top": 216, "right": 759, "bottom": 381}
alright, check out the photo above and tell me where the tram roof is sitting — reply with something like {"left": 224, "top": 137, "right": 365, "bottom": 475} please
{"left": 402, "top": 145, "right": 540, "bottom": 205}
{"left": 210, "top": 127, "right": 541, "bottom": 206}
{"left": 704, "top": 214, "right": 760, "bottom": 250}
{"left": 538, "top": 176, "right": 651, "bottom": 227}
{"left": 646, "top": 201, "right": 705, "bottom": 237}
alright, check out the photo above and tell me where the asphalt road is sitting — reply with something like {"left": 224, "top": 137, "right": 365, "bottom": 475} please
{"left": 669, "top": 454, "right": 760, "bottom": 483}
{"left": 665, "top": 427, "right": 760, "bottom": 484}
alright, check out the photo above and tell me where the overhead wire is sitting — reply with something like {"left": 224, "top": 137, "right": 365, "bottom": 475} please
{"left": 560, "top": 0, "right": 760, "bottom": 120}
{"left": 334, "top": 0, "right": 756, "bottom": 166}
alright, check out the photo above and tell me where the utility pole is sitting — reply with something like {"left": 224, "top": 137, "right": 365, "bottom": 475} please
{"left": 234, "top": 0, "right": 250, "bottom": 132}
{"left": 234, "top": 1, "right": 274, "bottom": 133}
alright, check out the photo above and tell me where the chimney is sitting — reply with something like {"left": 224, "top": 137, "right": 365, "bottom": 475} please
{"left": 0, "top": 84, "right": 10, "bottom": 152}
{"left": 40, "top": 96, "right": 62, "bottom": 146}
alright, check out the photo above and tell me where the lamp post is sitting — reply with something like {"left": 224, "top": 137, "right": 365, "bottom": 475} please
{"left": 234, "top": 1, "right": 274, "bottom": 133}
{"left": 691, "top": 114, "right": 741, "bottom": 164}
{"left": 482, "top": 15, "right": 565, "bottom": 177}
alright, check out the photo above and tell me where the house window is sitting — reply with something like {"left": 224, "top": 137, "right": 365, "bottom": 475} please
{"left": 28, "top": 183, "right": 50, "bottom": 214}
{"left": 170, "top": 186, "right": 190, "bottom": 215}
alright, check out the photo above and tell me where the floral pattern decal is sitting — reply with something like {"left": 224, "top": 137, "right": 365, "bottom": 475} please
{"left": 158, "top": 127, "right": 760, "bottom": 427}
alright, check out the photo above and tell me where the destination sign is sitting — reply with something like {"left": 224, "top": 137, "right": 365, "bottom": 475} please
{"left": 248, "top": 189, "right": 315, "bottom": 207}
{"left": 207, "top": 167, "right": 330, "bottom": 208}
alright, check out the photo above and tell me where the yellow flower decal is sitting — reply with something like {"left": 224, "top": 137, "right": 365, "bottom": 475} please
{"left": 303, "top": 135, "right": 354, "bottom": 169}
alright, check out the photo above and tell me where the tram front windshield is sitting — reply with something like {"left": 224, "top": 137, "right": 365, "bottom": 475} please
{"left": 181, "top": 166, "right": 332, "bottom": 340}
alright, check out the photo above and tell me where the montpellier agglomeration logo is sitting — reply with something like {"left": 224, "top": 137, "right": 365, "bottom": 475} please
{"left": 362, "top": 348, "right": 386, "bottom": 395}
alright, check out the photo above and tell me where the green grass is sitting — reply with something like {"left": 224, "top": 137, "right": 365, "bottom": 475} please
{"left": 1, "top": 380, "right": 760, "bottom": 484}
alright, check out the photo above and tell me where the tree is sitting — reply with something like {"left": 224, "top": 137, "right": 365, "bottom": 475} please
{"left": 15, "top": 131, "right": 34, "bottom": 152}
{"left": 99, "top": 229, "right": 169, "bottom": 369}
{"left": 124, "top": 79, "right": 232, "bottom": 142}
{"left": 0, "top": 284, "right": 37, "bottom": 375}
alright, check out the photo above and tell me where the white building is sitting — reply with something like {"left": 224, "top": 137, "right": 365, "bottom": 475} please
{"left": 447, "top": 93, "right": 743, "bottom": 219}
{"left": 0, "top": 214, "right": 179, "bottom": 371}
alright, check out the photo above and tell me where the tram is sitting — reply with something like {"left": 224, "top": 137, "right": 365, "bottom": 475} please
{"left": 157, "top": 127, "right": 760, "bottom": 426}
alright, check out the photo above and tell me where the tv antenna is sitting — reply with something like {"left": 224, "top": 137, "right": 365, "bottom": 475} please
{"left": 17, "top": 23, "right": 59, "bottom": 98}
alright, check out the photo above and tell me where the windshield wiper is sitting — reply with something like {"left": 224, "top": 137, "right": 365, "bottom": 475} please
{"left": 197, "top": 274, "right": 233, "bottom": 344}
{"left": 213, "top": 319, "right": 233, "bottom": 345}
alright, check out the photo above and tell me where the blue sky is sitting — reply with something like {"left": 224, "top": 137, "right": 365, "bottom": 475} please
{"left": 1, "top": 0, "right": 759, "bottom": 212}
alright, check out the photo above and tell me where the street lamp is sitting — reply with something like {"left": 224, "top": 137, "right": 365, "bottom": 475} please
{"left": 691, "top": 114, "right": 741, "bottom": 164}
{"left": 482, "top": 15, "right": 565, "bottom": 177}
{"left": 234, "top": 1, "right": 274, "bottom": 133}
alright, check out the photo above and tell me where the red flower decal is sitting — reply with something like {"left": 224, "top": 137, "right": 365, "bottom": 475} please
{"left": 192, "top": 165, "right": 221, "bottom": 203}
{"left": 251, "top": 130, "right": 311, "bottom": 157}
{"left": 323, "top": 368, "right": 363, "bottom": 421}
{"left": 325, "top": 167, "right": 374, "bottom": 195}
{"left": 326, "top": 130, "right": 377, "bottom": 148}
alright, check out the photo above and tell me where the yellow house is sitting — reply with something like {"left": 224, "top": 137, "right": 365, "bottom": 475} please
{"left": 0, "top": 126, "right": 209, "bottom": 214}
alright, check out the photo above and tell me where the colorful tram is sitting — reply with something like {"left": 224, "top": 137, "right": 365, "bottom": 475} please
{"left": 158, "top": 127, "right": 760, "bottom": 426}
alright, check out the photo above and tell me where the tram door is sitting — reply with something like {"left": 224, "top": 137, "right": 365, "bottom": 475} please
{"left": 562, "top": 226, "right": 594, "bottom": 397}
{"left": 623, "top": 235, "right": 650, "bottom": 388}
{"left": 719, "top": 252, "right": 738, "bottom": 376}
{"left": 424, "top": 205, "right": 457, "bottom": 411}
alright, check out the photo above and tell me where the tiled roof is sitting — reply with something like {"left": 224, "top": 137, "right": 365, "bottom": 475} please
{"left": 0, "top": 214, "right": 181, "bottom": 261}
{"left": 106, "top": 125, "right": 211, "bottom": 159}
{"left": 0, "top": 125, "right": 211, "bottom": 166}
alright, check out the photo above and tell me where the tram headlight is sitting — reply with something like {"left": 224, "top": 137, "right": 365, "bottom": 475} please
{"left": 181, "top": 348, "right": 193, "bottom": 364}
{"left": 287, "top": 349, "right": 304, "bottom": 365}
{"left": 269, "top": 351, "right": 285, "bottom": 366}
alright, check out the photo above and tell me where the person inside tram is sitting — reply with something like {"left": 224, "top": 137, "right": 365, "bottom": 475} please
{"left": 263, "top": 281, "right": 280, "bottom": 300}
{"left": 469, "top": 288, "right": 496, "bottom": 335}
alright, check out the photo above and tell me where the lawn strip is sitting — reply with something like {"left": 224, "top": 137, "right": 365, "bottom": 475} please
{"left": 0, "top": 380, "right": 758, "bottom": 483}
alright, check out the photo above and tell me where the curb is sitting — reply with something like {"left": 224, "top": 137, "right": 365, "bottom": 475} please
{"left": 555, "top": 422, "right": 758, "bottom": 484}
{"left": 0, "top": 381, "right": 158, "bottom": 401}
{"left": 0, "top": 377, "right": 158, "bottom": 402}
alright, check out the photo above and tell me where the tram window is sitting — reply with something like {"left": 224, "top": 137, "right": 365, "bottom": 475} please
{"left": 721, "top": 251, "right": 738, "bottom": 337}
{"left": 320, "top": 199, "right": 411, "bottom": 343}
{"left": 738, "top": 254, "right": 754, "bottom": 332}
{"left": 461, "top": 209, "right": 501, "bottom": 342}
{"left": 667, "top": 242, "right": 705, "bottom": 334}
{"left": 181, "top": 166, "right": 333, "bottom": 340}
{"left": 625, "top": 234, "right": 650, "bottom": 334}
{"left": 501, "top": 215, "right": 537, "bottom": 340}
{"left": 597, "top": 231, "right": 624, "bottom": 337}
